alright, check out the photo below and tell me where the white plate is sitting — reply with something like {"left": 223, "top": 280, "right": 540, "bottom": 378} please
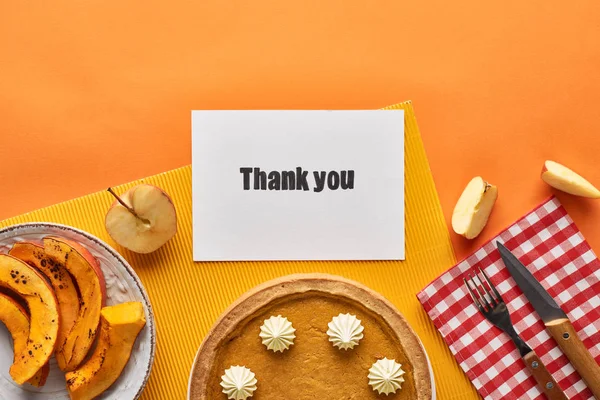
{"left": 0, "top": 223, "right": 156, "bottom": 400}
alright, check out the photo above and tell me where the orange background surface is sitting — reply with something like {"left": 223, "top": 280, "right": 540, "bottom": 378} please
{"left": 2, "top": 1, "right": 600, "bottom": 261}
{"left": 1, "top": 3, "right": 600, "bottom": 397}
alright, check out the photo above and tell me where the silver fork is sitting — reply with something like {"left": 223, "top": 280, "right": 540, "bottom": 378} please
{"left": 464, "top": 268, "right": 567, "bottom": 400}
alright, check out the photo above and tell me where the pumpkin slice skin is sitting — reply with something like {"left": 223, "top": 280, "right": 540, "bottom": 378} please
{"left": 26, "top": 363, "right": 50, "bottom": 387}
{"left": 0, "top": 255, "right": 59, "bottom": 384}
{"left": 9, "top": 242, "right": 80, "bottom": 362}
{"left": 0, "top": 292, "right": 50, "bottom": 387}
{"left": 43, "top": 236, "right": 106, "bottom": 372}
{"left": 66, "top": 302, "right": 146, "bottom": 400}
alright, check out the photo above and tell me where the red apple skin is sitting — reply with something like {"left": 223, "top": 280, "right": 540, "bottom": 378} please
{"left": 45, "top": 236, "right": 107, "bottom": 307}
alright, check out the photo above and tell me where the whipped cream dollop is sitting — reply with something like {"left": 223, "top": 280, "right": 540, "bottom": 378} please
{"left": 259, "top": 315, "right": 296, "bottom": 352}
{"left": 327, "top": 313, "right": 364, "bottom": 350}
{"left": 368, "top": 358, "right": 405, "bottom": 395}
{"left": 220, "top": 366, "right": 257, "bottom": 400}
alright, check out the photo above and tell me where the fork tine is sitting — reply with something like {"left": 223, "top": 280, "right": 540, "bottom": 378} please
{"left": 480, "top": 268, "right": 503, "bottom": 302}
{"left": 475, "top": 272, "right": 496, "bottom": 307}
{"left": 464, "top": 278, "right": 485, "bottom": 312}
{"left": 469, "top": 274, "right": 492, "bottom": 310}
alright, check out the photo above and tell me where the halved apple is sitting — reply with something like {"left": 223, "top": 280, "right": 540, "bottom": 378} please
{"left": 452, "top": 176, "right": 498, "bottom": 239}
{"left": 43, "top": 236, "right": 106, "bottom": 371}
{"left": 9, "top": 242, "right": 80, "bottom": 361}
{"left": 105, "top": 184, "right": 177, "bottom": 253}
{"left": 66, "top": 302, "right": 146, "bottom": 400}
{"left": 541, "top": 160, "right": 600, "bottom": 198}
{"left": 0, "top": 255, "right": 59, "bottom": 384}
{"left": 0, "top": 292, "right": 50, "bottom": 387}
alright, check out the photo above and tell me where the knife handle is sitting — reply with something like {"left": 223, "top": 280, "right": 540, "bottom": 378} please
{"left": 523, "top": 351, "right": 567, "bottom": 400}
{"left": 546, "top": 318, "right": 600, "bottom": 398}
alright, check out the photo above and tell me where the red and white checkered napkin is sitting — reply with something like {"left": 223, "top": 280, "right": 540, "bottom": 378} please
{"left": 417, "top": 197, "right": 600, "bottom": 400}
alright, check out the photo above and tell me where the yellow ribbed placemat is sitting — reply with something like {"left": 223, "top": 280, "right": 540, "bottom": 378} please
{"left": 1, "top": 101, "right": 478, "bottom": 399}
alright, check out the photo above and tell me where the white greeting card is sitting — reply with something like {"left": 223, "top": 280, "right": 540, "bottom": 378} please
{"left": 192, "top": 110, "right": 405, "bottom": 261}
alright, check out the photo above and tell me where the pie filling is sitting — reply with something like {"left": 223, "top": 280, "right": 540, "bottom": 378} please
{"left": 208, "top": 293, "right": 417, "bottom": 399}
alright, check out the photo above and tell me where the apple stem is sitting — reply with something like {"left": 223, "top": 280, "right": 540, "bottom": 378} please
{"left": 107, "top": 187, "right": 145, "bottom": 221}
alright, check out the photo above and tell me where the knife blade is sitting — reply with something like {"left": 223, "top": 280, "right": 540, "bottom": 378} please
{"left": 497, "top": 241, "right": 600, "bottom": 398}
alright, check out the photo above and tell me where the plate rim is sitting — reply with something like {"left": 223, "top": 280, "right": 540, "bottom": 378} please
{"left": 0, "top": 222, "right": 157, "bottom": 400}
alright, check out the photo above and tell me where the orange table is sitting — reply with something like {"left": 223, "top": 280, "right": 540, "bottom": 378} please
{"left": 2, "top": 1, "right": 600, "bottom": 398}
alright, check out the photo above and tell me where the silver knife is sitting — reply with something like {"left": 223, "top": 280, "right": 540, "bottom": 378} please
{"left": 497, "top": 241, "right": 600, "bottom": 398}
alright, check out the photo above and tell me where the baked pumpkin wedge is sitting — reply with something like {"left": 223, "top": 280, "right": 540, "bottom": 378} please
{"left": 66, "top": 302, "right": 146, "bottom": 400}
{"left": 43, "top": 236, "right": 106, "bottom": 371}
{"left": 0, "top": 255, "right": 59, "bottom": 384}
{"left": 0, "top": 292, "right": 50, "bottom": 387}
{"left": 26, "top": 362, "right": 50, "bottom": 388}
{"left": 9, "top": 242, "right": 81, "bottom": 362}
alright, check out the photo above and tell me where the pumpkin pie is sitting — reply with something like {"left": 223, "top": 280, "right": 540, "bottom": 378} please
{"left": 188, "top": 274, "right": 432, "bottom": 399}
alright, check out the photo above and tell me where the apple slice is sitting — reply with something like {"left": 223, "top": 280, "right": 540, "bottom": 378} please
{"left": 452, "top": 177, "right": 498, "bottom": 239}
{"left": 0, "top": 255, "right": 59, "bottom": 384}
{"left": 105, "top": 184, "right": 177, "bottom": 253}
{"left": 0, "top": 292, "right": 50, "bottom": 387}
{"left": 9, "top": 242, "right": 80, "bottom": 361}
{"left": 541, "top": 160, "right": 600, "bottom": 198}
{"left": 66, "top": 302, "right": 146, "bottom": 400}
{"left": 43, "top": 236, "right": 106, "bottom": 371}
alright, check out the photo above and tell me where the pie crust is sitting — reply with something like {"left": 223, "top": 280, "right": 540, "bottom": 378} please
{"left": 188, "top": 274, "right": 432, "bottom": 399}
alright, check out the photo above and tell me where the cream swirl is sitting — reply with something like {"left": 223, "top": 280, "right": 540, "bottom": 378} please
{"left": 220, "top": 366, "right": 257, "bottom": 400}
{"left": 259, "top": 315, "right": 296, "bottom": 352}
{"left": 368, "top": 358, "right": 405, "bottom": 395}
{"left": 327, "top": 313, "right": 364, "bottom": 350}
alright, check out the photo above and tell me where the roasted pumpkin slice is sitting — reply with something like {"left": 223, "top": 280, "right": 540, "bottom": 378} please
{"left": 9, "top": 242, "right": 80, "bottom": 361}
{"left": 26, "top": 362, "right": 50, "bottom": 387}
{"left": 66, "top": 302, "right": 146, "bottom": 400}
{"left": 43, "top": 236, "right": 106, "bottom": 371}
{"left": 0, "top": 255, "right": 59, "bottom": 384}
{"left": 0, "top": 292, "right": 50, "bottom": 387}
